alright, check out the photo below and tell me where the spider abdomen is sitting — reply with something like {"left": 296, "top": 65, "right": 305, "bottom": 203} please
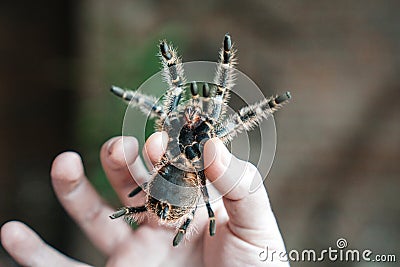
{"left": 146, "top": 164, "right": 199, "bottom": 222}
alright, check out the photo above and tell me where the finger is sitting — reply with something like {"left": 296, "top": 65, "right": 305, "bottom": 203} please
{"left": 204, "top": 138, "right": 285, "bottom": 246}
{"left": 107, "top": 226, "right": 192, "bottom": 267}
{"left": 51, "top": 152, "right": 132, "bottom": 255}
{"left": 1, "top": 221, "right": 90, "bottom": 267}
{"left": 100, "top": 136, "right": 149, "bottom": 203}
{"left": 142, "top": 131, "right": 168, "bottom": 169}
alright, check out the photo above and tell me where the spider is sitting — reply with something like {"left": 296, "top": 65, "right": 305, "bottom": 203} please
{"left": 109, "top": 34, "right": 291, "bottom": 246}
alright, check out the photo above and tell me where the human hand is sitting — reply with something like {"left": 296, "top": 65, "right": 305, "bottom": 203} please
{"left": 1, "top": 133, "right": 289, "bottom": 266}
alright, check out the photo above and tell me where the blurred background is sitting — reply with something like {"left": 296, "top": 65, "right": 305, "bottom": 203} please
{"left": 1, "top": 0, "right": 399, "bottom": 266}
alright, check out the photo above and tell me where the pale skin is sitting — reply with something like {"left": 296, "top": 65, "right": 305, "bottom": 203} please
{"left": 1, "top": 133, "right": 289, "bottom": 267}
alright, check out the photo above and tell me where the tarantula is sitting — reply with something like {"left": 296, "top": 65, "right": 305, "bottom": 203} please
{"left": 109, "top": 34, "right": 291, "bottom": 246}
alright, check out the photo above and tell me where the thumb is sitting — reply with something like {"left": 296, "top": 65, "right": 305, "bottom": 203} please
{"left": 203, "top": 138, "right": 286, "bottom": 248}
{"left": 203, "top": 138, "right": 261, "bottom": 200}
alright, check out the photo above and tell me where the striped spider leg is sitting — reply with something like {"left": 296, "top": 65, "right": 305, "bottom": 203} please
{"left": 216, "top": 92, "right": 291, "bottom": 143}
{"left": 157, "top": 40, "right": 186, "bottom": 128}
{"left": 109, "top": 86, "right": 165, "bottom": 119}
{"left": 210, "top": 33, "right": 236, "bottom": 122}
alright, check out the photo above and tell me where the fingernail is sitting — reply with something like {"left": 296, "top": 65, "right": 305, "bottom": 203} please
{"left": 107, "top": 137, "right": 120, "bottom": 154}
{"left": 106, "top": 137, "right": 138, "bottom": 169}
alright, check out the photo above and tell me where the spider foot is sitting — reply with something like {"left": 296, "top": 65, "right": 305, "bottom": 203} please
{"left": 209, "top": 217, "right": 216, "bottom": 236}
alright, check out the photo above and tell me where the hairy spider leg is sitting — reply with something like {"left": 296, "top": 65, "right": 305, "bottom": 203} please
{"left": 110, "top": 86, "right": 165, "bottom": 119}
{"left": 109, "top": 206, "right": 147, "bottom": 219}
{"left": 109, "top": 182, "right": 150, "bottom": 219}
{"left": 211, "top": 33, "right": 236, "bottom": 121}
{"left": 159, "top": 41, "right": 186, "bottom": 114}
{"left": 216, "top": 92, "right": 291, "bottom": 143}
{"left": 198, "top": 169, "right": 216, "bottom": 236}
{"left": 173, "top": 206, "right": 197, "bottom": 246}
{"left": 127, "top": 182, "right": 148, "bottom": 198}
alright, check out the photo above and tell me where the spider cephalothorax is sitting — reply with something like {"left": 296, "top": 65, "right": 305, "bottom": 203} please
{"left": 109, "top": 34, "right": 291, "bottom": 246}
